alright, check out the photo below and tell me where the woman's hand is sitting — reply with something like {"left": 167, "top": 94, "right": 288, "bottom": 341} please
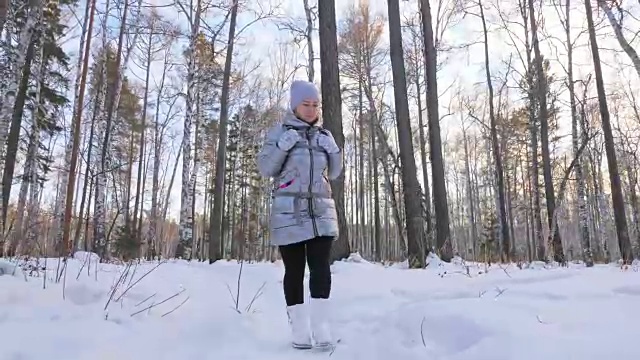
{"left": 277, "top": 129, "right": 301, "bottom": 151}
{"left": 318, "top": 133, "right": 339, "bottom": 154}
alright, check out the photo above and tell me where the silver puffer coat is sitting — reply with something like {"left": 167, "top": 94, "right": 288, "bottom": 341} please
{"left": 257, "top": 112, "right": 343, "bottom": 246}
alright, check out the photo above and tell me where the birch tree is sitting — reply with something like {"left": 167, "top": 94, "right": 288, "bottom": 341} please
{"left": 177, "top": 0, "right": 202, "bottom": 258}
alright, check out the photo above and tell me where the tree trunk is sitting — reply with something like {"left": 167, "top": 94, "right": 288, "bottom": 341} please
{"left": 625, "top": 160, "right": 640, "bottom": 251}
{"left": 56, "top": 0, "right": 96, "bottom": 254}
{"left": 563, "top": 0, "right": 592, "bottom": 266}
{"left": 598, "top": 1, "right": 640, "bottom": 78}
{"left": 132, "top": 22, "right": 154, "bottom": 251}
{"left": 21, "top": 55, "right": 45, "bottom": 255}
{"left": 178, "top": 0, "right": 202, "bottom": 257}
{"left": 209, "top": 1, "right": 238, "bottom": 263}
{"left": 518, "top": 0, "right": 545, "bottom": 261}
{"left": 318, "top": 0, "right": 351, "bottom": 261}
{"left": 147, "top": 50, "right": 169, "bottom": 257}
{"left": 478, "top": 0, "right": 510, "bottom": 262}
{"left": 368, "top": 113, "right": 381, "bottom": 260}
{"left": 415, "top": 93, "right": 433, "bottom": 245}
{"left": 584, "top": 0, "right": 633, "bottom": 264}
{"left": 528, "top": 0, "right": 564, "bottom": 263}
{"left": 419, "top": 0, "right": 451, "bottom": 261}
{"left": 303, "top": 0, "right": 315, "bottom": 82}
{"left": 1, "top": 0, "right": 40, "bottom": 230}
{"left": 461, "top": 121, "right": 478, "bottom": 259}
{"left": 0, "top": 0, "right": 8, "bottom": 35}
{"left": 387, "top": 0, "right": 425, "bottom": 268}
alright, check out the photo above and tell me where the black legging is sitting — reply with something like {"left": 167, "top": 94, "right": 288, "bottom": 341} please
{"left": 279, "top": 236, "right": 333, "bottom": 306}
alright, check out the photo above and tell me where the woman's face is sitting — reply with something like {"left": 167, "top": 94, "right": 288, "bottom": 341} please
{"left": 295, "top": 99, "right": 320, "bottom": 123}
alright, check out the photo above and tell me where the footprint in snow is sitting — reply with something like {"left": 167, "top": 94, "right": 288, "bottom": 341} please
{"left": 612, "top": 285, "right": 640, "bottom": 296}
{"left": 418, "top": 313, "right": 491, "bottom": 354}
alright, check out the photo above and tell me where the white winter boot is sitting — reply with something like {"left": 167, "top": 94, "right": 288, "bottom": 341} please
{"left": 309, "top": 298, "right": 333, "bottom": 348}
{"left": 287, "top": 304, "right": 313, "bottom": 349}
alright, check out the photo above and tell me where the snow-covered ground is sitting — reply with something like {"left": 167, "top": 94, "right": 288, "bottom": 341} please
{"left": 0, "top": 253, "right": 638, "bottom": 360}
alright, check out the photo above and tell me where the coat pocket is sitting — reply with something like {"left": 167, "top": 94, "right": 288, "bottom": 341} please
{"left": 312, "top": 197, "right": 337, "bottom": 220}
{"left": 271, "top": 195, "right": 301, "bottom": 230}
{"left": 272, "top": 196, "right": 296, "bottom": 214}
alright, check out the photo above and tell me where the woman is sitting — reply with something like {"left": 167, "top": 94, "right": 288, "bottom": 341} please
{"left": 257, "top": 80, "right": 343, "bottom": 349}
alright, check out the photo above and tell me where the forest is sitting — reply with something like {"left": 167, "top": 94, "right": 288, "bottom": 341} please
{"left": 1, "top": 0, "right": 639, "bottom": 268}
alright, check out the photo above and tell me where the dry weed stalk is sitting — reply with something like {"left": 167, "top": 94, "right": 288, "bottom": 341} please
{"left": 75, "top": 252, "right": 97, "bottom": 280}
{"left": 104, "top": 261, "right": 135, "bottom": 311}
{"left": 226, "top": 259, "right": 267, "bottom": 314}
{"left": 114, "top": 259, "right": 166, "bottom": 302}
{"left": 101, "top": 260, "right": 175, "bottom": 319}
{"left": 130, "top": 287, "right": 187, "bottom": 317}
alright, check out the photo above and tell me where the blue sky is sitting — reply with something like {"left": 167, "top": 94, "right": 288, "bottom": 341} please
{"left": 27, "top": 0, "right": 640, "bottom": 223}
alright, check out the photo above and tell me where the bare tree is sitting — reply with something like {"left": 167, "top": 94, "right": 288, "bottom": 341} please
{"left": 554, "top": 0, "right": 593, "bottom": 266}
{"left": 387, "top": 0, "right": 426, "bottom": 268}
{"left": 318, "top": 0, "right": 351, "bottom": 261}
{"left": 209, "top": 0, "right": 239, "bottom": 263}
{"left": 598, "top": 1, "right": 640, "bottom": 78}
{"left": 419, "top": 0, "right": 452, "bottom": 261}
{"left": 58, "top": 0, "right": 98, "bottom": 254}
{"left": 584, "top": 0, "right": 634, "bottom": 264}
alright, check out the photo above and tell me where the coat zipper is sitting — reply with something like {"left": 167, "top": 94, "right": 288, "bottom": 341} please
{"left": 306, "top": 129, "right": 319, "bottom": 237}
